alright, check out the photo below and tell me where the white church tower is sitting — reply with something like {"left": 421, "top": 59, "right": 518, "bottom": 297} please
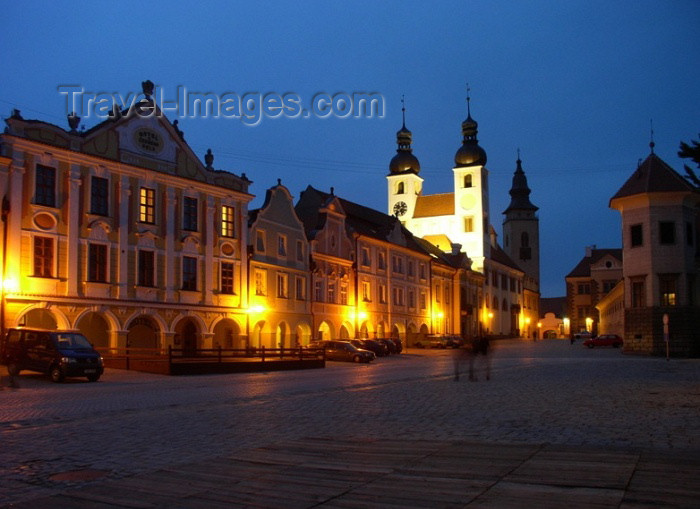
{"left": 387, "top": 98, "right": 423, "bottom": 223}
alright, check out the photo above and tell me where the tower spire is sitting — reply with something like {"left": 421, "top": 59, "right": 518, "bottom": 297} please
{"left": 466, "top": 82, "right": 471, "bottom": 118}
{"left": 649, "top": 118, "right": 655, "bottom": 154}
{"left": 401, "top": 94, "right": 406, "bottom": 129}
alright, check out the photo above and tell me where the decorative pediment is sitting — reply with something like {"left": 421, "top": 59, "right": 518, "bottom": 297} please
{"left": 135, "top": 228, "right": 159, "bottom": 247}
{"left": 87, "top": 219, "right": 112, "bottom": 240}
{"left": 181, "top": 233, "right": 201, "bottom": 253}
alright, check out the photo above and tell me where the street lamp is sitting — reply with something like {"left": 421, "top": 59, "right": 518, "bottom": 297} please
{"left": 1, "top": 195, "right": 9, "bottom": 342}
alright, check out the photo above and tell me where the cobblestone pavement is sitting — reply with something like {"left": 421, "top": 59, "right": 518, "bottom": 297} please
{"left": 1, "top": 339, "right": 698, "bottom": 506}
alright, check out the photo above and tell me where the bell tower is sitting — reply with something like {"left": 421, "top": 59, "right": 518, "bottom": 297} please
{"left": 387, "top": 97, "right": 423, "bottom": 223}
{"left": 452, "top": 89, "right": 490, "bottom": 267}
{"left": 502, "top": 153, "right": 540, "bottom": 287}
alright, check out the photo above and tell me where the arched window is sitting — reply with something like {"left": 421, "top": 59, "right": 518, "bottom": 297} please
{"left": 521, "top": 232, "right": 529, "bottom": 248}
{"left": 492, "top": 296, "right": 498, "bottom": 309}
{"left": 464, "top": 174, "right": 472, "bottom": 188}
{"left": 397, "top": 182, "right": 405, "bottom": 194}
{"left": 502, "top": 299, "right": 508, "bottom": 311}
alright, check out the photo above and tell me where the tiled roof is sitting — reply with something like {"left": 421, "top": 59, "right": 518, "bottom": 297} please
{"left": 611, "top": 153, "right": 696, "bottom": 202}
{"left": 489, "top": 243, "right": 523, "bottom": 272}
{"left": 413, "top": 193, "right": 454, "bottom": 218}
{"left": 566, "top": 249, "right": 622, "bottom": 278}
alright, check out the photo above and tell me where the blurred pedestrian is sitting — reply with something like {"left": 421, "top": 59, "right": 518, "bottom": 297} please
{"left": 469, "top": 336, "right": 492, "bottom": 381}
{"left": 452, "top": 342, "right": 472, "bottom": 381}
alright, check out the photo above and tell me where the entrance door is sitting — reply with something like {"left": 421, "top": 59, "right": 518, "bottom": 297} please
{"left": 182, "top": 321, "right": 197, "bottom": 357}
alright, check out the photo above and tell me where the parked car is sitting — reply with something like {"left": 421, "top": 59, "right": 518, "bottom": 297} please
{"left": 312, "top": 340, "right": 375, "bottom": 363}
{"left": 391, "top": 338, "right": 403, "bottom": 353}
{"left": 1, "top": 327, "right": 104, "bottom": 382}
{"left": 414, "top": 336, "right": 450, "bottom": 349}
{"left": 376, "top": 338, "right": 398, "bottom": 354}
{"left": 573, "top": 331, "right": 593, "bottom": 341}
{"left": 583, "top": 334, "right": 623, "bottom": 349}
{"left": 353, "top": 339, "right": 388, "bottom": 357}
{"left": 444, "top": 336, "right": 464, "bottom": 348}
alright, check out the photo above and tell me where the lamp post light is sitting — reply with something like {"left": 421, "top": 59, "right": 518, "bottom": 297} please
{"left": 1, "top": 195, "right": 9, "bottom": 343}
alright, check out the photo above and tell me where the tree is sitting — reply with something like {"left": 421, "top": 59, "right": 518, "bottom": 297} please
{"left": 678, "top": 136, "right": 700, "bottom": 187}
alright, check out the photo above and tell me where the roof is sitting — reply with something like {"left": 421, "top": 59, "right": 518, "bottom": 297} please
{"left": 610, "top": 153, "right": 696, "bottom": 202}
{"left": 295, "top": 186, "right": 471, "bottom": 270}
{"left": 566, "top": 249, "right": 622, "bottom": 278}
{"left": 422, "top": 234, "right": 454, "bottom": 252}
{"left": 489, "top": 243, "right": 524, "bottom": 273}
{"left": 413, "top": 193, "right": 454, "bottom": 218}
{"left": 540, "top": 297, "right": 566, "bottom": 318}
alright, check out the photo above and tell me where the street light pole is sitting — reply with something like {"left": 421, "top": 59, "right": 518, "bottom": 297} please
{"left": 1, "top": 195, "right": 10, "bottom": 343}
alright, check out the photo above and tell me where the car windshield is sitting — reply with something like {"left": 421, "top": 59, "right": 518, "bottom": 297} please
{"left": 55, "top": 333, "right": 93, "bottom": 349}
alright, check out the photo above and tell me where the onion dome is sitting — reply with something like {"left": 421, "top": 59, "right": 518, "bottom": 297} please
{"left": 389, "top": 98, "right": 421, "bottom": 175}
{"left": 454, "top": 94, "right": 487, "bottom": 167}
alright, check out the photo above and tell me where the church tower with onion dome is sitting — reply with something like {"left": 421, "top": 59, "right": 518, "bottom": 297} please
{"left": 387, "top": 97, "right": 423, "bottom": 224}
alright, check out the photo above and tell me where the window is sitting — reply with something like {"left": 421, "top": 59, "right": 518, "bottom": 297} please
{"left": 393, "top": 287, "right": 405, "bottom": 306}
{"left": 295, "top": 276, "right": 306, "bottom": 300}
{"left": 296, "top": 240, "right": 304, "bottom": 261}
{"left": 138, "top": 250, "right": 155, "bottom": 287}
{"left": 221, "top": 205, "right": 235, "bottom": 237}
{"left": 340, "top": 282, "right": 348, "bottom": 305}
{"left": 630, "top": 224, "right": 643, "bottom": 247}
{"left": 33, "top": 236, "right": 54, "bottom": 277}
{"left": 492, "top": 271, "right": 498, "bottom": 286}
{"left": 602, "top": 280, "right": 617, "bottom": 293}
{"left": 419, "top": 263, "right": 426, "bottom": 280}
{"left": 397, "top": 182, "right": 405, "bottom": 194}
{"left": 407, "top": 260, "right": 414, "bottom": 277}
{"left": 420, "top": 291, "right": 427, "bottom": 309}
{"left": 379, "top": 284, "right": 387, "bottom": 304}
{"left": 139, "top": 187, "right": 155, "bottom": 224}
{"left": 256, "top": 230, "right": 265, "bottom": 253}
{"left": 327, "top": 282, "right": 335, "bottom": 303}
{"left": 35, "top": 165, "right": 56, "bottom": 207}
{"left": 510, "top": 277, "right": 516, "bottom": 292}
{"left": 659, "top": 274, "right": 677, "bottom": 306}
{"left": 277, "top": 235, "right": 287, "bottom": 257}
{"left": 277, "top": 273, "right": 288, "bottom": 298}
{"left": 521, "top": 232, "right": 530, "bottom": 248}
{"left": 183, "top": 197, "right": 198, "bottom": 231}
{"left": 435, "top": 283, "right": 441, "bottom": 302}
{"left": 577, "top": 283, "right": 591, "bottom": 294}
{"left": 361, "top": 247, "right": 371, "bottom": 267}
{"left": 659, "top": 221, "right": 675, "bottom": 245}
{"left": 392, "top": 256, "right": 404, "bottom": 274}
{"left": 631, "top": 279, "right": 645, "bottom": 308}
{"left": 254, "top": 269, "right": 267, "bottom": 296}
{"left": 220, "top": 262, "right": 235, "bottom": 294}
{"left": 408, "top": 289, "right": 415, "bottom": 308}
{"left": 314, "top": 280, "right": 323, "bottom": 301}
{"left": 484, "top": 269, "right": 489, "bottom": 286}
{"left": 464, "top": 216, "right": 474, "bottom": 232}
{"left": 88, "top": 244, "right": 108, "bottom": 282}
{"left": 361, "top": 281, "right": 371, "bottom": 301}
{"left": 378, "top": 252, "right": 386, "bottom": 270}
{"left": 464, "top": 174, "right": 472, "bottom": 188}
{"left": 445, "top": 286, "right": 450, "bottom": 305}
{"left": 182, "top": 256, "right": 197, "bottom": 291}
{"left": 90, "top": 176, "right": 109, "bottom": 216}
{"left": 501, "top": 274, "right": 508, "bottom": 290}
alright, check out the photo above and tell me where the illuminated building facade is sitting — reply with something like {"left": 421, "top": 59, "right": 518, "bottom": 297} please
{"left": 386, "top": 98, "right": 538, "bottom": 337}
{"left": 247, "top": 181, "right": 312, "bottom": 348}
{"left": 0, "top": 95, "right": 253, "bottom": 353}
{"left": 609, "top": 148, "right": 700, "bottom": 356}
{"left": 565, "top": 246, "right": 623, "bottom": 336}
{"left": 296, "top": 186, "right": 483, "bottom": 344}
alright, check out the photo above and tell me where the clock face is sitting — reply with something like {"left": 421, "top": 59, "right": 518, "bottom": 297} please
{"left": 460, "top": 194, "right": 476, "bottom": 210}
{"left": 393, "top": 201, "right": 408, "bottom": 217}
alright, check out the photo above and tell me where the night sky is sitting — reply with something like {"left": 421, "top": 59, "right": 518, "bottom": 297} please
{"left": 3, "top": 0, "right": 699, "bottom": 297}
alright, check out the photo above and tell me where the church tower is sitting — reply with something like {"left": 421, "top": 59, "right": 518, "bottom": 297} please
{"left": 387, "top": 98, "right": 423, "bottom": 223}
{"left": 502, "top": 154, "right": 540, "bottom": 287}
{"left": 452, "top": 92, "right": 490, "bottom": 268}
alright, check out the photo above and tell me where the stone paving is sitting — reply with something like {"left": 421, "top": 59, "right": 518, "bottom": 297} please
{"left": 0, "top": 339, "right": 698, "bottom": 507}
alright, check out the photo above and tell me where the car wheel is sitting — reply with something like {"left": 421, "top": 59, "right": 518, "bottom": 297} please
{"left": 353, "top": 355, "right": 361, "bottom": 363}
{"left": 6, "top": 363, "right": 20, "bottom": 376}
{"left": 87, "top": 374, "right": 101, "bottom": 382}
{"left": 50, "top": 365, "right": 65, "bottom": 383}
{"left": 587, "top": 343, "right": 594, "bottom": 349}
{"left": 613, "top": 343, "right": 621, "bottom": 348}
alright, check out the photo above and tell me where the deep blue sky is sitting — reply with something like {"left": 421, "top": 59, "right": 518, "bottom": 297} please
{"left": 3, "top": 1, "right": 699, "bottom": 297}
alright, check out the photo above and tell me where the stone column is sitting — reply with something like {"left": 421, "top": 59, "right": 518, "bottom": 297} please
{"left": 204, "top": 196, "right": 215, "bottom": 304}
{"left": 165, "top": 188, "right": 176, "bottom": 301}
{"left": 66, "top": 164, "right": 81, "bottom": 296}
{"left": 116, "top": 176, "right": 131, "bottom": 299}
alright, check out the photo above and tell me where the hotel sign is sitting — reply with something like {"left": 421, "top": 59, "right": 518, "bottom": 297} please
{"left": 134, "top": 128, "right": 164, "bottom": 154}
